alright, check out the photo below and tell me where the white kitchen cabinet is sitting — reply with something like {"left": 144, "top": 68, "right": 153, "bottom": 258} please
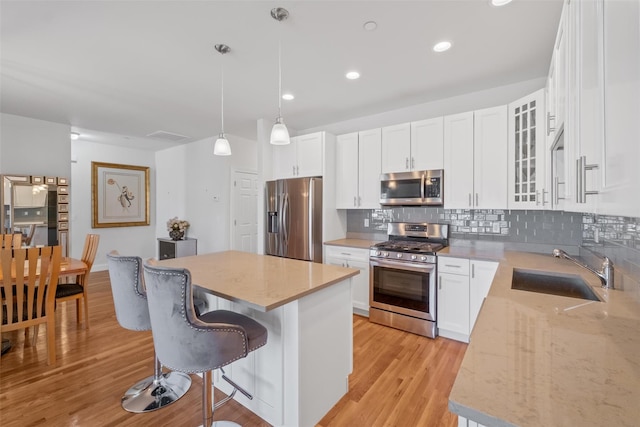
{"left": 473, "top": 106, "right": 508, "bottom": 209}
{"left": 469, "top": 260, "right": 498, "bottom": 331}
{"left": 443, "top": 112, "right": 474, "bottom": 209}
{"left": 508, "top": 89, "right": 549, "bottom": 209}
{"left": 438, "top": 256, "right": 470, "bottom": 343}
{"left": 438, "top": 257, "right": 498, "bottom": 343}
{"left": 381, "top": 118, "right": 444, "bottom": 174}
{"left": 335, "top": 129, "right": 382, "bottom": 209}
{"left": 411, "top": 117, "right": 444, "bottom": 170}
{"left": 272, "top": 132, "right": 323, "bottom": 179}
{"left": 599, "top": 0, "right": 640, "bottom": 217}
{"left": 381, "top": 123, "right": 412, "bottom": 173}
{"left": 325, "top": 245, "right": 370, "bottom": 315}
{"left": 335, "top": 132, "right": 359, "bottom": 208}
{"left": 444, "top": 108, "right": 507, "bottom": 209}
{"left": 573, "top": 0, "right": 604, "bottom": 213}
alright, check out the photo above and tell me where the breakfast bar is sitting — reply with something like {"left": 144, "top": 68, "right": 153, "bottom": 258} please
{"left": 158, "top": 250, "right": 359, "bottom": 427}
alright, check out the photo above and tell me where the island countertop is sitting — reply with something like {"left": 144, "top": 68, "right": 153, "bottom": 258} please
{"left": 449, "top": 250, "right": 640, "bottom": 427}
{"left": 157, "top": 250, "right": 359, "bottom": 312}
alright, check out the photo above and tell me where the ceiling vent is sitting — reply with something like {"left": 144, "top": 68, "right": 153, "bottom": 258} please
{"left": 146, "top": 130, "right": 191, "bottom": 142}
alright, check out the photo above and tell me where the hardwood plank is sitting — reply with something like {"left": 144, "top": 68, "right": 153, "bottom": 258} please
{"left": 1, "top": 271, "right": 466, "bottom": 426}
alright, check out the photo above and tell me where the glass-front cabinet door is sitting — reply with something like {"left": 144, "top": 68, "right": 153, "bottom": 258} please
{"left": 508, "top": 89, "right": 549, "bottom": 209}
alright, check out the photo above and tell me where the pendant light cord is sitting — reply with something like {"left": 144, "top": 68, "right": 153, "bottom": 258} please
{"left": 221, "top": 58, "right": 225, "bottom": 134}
{"left": 278, "top": 27, "right": 282, "bottom": 118}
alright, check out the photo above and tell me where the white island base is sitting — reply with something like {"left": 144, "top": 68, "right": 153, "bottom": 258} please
{"left": 212, "top": 278, "right": 353, "bottom": 427}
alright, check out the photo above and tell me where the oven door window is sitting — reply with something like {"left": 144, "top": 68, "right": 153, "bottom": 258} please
{"left": 372, "top": 265, "right": 429, "bottom": 312}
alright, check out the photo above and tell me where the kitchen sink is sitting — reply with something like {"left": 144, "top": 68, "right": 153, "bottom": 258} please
{"left": 511, "top": 269, "right": 600, "bottom": 301}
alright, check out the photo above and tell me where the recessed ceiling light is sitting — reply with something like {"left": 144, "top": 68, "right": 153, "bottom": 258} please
{"left": 433, "top": 41, "right": 452, "bottom": 53}
{"left": 363, "top": 21, "right": 377, "bottom": 31}
{"left": 491, "top": 0, "right": 513, "bottom": 6}
{"left": 282, "top": 93, "right": 294, "bottom": 101}
{"left": 346, "top": 71, "right": 360, "bottom": 80}
{"left": 70, "top": 132, "right": 80, "bottom": 140}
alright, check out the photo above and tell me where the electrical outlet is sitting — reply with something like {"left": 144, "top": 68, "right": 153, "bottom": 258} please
{"left": 364, "top": 218, "right": 369, "bottom": 228}
{"left": 36, "top": 211, "right": 41, "bottom": 215}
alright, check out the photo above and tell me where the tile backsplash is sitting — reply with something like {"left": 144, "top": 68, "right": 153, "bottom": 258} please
{"left": 347, "top": 208, "right": 583, "bottom": 246}
{"left": 346, "top": 208, "right": 640, "bottom": 279}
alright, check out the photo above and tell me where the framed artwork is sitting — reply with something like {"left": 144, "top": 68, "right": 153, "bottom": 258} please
{"left": 91, "top": 161, "right": 150, "bottom": 228}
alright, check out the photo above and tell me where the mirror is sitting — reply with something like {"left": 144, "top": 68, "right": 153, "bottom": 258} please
{"left": 2, "top": 175, "right": 53, "bottom": 246}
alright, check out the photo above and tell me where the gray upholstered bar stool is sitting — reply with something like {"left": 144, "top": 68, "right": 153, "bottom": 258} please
{"left": 106, "top": 251, "right": 192, "bottom": 413}
{"left": 143, "top": 261, "right": 268, "bottom": 427}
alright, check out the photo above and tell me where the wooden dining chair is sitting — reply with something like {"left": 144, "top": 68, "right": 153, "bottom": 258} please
{"left": 1, "top": 233, "right": 22, "bottom": 248}
{"left": 55, "top": 234, "right": 99, "bottom": 329}
{"left": 0, "top": 245, "right": 62, "bottom": 365}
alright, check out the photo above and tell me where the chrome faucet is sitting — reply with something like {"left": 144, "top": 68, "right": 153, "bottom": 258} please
{"left": 552, "top": 249, "right": 615, "bottom": 289}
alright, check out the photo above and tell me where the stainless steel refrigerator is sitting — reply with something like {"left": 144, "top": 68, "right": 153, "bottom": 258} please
{"left": 265, "top": 176, "right": 322, "bottom": 263}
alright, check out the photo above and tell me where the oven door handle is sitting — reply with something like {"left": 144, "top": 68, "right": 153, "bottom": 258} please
{"left": 370, "top": 259, "right": 435, "bottom": 273}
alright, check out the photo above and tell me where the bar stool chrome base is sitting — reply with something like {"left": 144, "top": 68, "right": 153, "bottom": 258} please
{"left": 121, "top": 356, "right": 191, "bottom": 413}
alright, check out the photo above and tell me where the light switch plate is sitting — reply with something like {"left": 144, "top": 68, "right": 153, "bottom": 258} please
{"left": 364, "top": 218, "right": 369, "bottom": 227}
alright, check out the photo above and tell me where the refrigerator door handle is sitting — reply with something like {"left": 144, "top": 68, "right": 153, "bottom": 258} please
{"left": 282, "top": 192, "right": 290, "bottom": 255}
{"left": 309, "top": 179, "right": 316, "bottom": 261}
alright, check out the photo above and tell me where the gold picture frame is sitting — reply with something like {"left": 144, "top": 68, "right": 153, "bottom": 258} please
{"left": 91, "top": 161, "right": 150, "bottom": 228}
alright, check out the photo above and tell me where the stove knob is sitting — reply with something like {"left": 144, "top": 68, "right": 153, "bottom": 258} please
{"left": 376, "top": 251, "right": 381, "bottom": 256}
{"left": 421, "top": 256, "right": 427, "bottom": 261}
{"left": 383, "top": 252, "right": 389, "bottom": 257}
{"left": 411, "top": 255, "right": 417, "bottom": 260}
{"left": 396, "top": 253, "right": 403, "bottom": 259}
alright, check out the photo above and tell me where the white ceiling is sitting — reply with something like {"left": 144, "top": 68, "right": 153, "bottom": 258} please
{"left": 0, "top": 0, "right": 563, "bottom": 147}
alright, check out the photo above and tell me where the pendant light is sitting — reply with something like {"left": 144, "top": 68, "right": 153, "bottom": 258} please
{"left": 270, "top": 7, "right": 290, "bottom": 145}
{"left": 213, "top": 43, "right": 232, "bottom": 156}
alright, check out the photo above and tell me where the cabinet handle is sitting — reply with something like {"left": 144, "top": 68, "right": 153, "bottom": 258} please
{"left": 445, "top": 264, "right": 461, "bottom": 268}
{"left": 296, "top": 165, "right": 300, "bottom": 175}
{"left": 341, "top": 252, "right": 351, "bottom": 256}
{"left": 468, "top": 193, "right": 472, "bottom": 207}
{"left": 547, "top": 112, "right": 556, "bottom": 136}
{"left": 471, "top": 263, "right": 475, "bottom": 279}
{"left": 406, "top": 158, "right": 409, "bottom": 169}
{"left": 579, "top": 156, "right": 599, "bottom": 203}
{"left": 439, "top": 276, "right": 442, "bottom": 290}
{"left": 293, "top": 165, "right": 296, "bottom": 176}
{"left": 536, "top": 191, "right": 540, "bottom": 206}
{"left": 542, "top": 189, "right": 549, "bottom": 206}
{"left": 475, "top": 193, "right": 479, "bottom": 207}
{"left": 353, "top": 196, "right": 357, "bottom": 207}
{"left": 358, "top": 196, "right": 362, "bottom": 206}
{"left": 411, "top": 157, "right": 415, "bottom": 169}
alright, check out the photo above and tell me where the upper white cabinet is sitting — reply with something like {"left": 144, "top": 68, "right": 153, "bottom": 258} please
{"left": 381, "top": 123, "right": 411, "bottom": 173}
{"left": 272, "top": 132, "right": 324, "bottom": 179}
{"left": 381, "top": 118, "right": 444, "bottom": 173}
{"left": 443, "top": 112, "right": 474, "bottom": 209}
{"left": 411, "top": 117, "right": 444, "bottom": 171}
{"left": 474, "top": 106, "right": 508, "bottom": 209}
{"left": 444, "top": 108, "right": 508, "bottom": 209}
{"left": 335, "top": 129, "right": 382, "bottom": 209}
{"left": 599, "top": 0, "right": 640, "bottom": 217}
{"left": 508, "top": 89, "right": 548, "bottom": 209}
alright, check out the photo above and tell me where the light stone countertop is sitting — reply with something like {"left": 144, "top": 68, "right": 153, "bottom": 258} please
{"left": 448, "top": 250, "right": 640, "bottom": 427}
{"left": 324, "top": 238, "right": 383, "bottom": 250}
{"left": 157, "top": 251, "right": 359, "bottom": 312}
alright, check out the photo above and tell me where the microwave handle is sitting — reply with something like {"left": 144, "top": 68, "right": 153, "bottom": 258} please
{"left": 421, "top": 174, "right": 426, "bottom": 200}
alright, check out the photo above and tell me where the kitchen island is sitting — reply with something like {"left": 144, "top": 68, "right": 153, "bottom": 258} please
{"left": 158, "top": 250, "right": 359, "bottom": 427}
{"left": 448, "top": 250, "right": 640, "bottom": 427}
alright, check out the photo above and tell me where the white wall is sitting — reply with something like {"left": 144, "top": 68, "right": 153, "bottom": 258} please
{"left": 71, "top": 138, "right": 157, "bottom": 270}
{"left": 0, "top": 113, "right": 71, "bottom": 178}
{"left": 155, "top": 134, "right": 257, "bottom": 256}
{"left": 299, "top": 77, "right": 546, "bottom": 136}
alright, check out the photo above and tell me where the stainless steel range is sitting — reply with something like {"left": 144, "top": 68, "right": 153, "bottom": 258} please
{"left": 369, "top": 222, "right": 449, "bottom": 338}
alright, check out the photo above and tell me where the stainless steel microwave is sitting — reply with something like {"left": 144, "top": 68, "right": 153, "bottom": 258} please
{"left": 379, "top": 170, "right": 444, "bottom": 206}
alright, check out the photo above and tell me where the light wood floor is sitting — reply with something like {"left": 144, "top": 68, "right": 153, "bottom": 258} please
{"left": 0, "top": 270, "right": 467, "bottom": 427}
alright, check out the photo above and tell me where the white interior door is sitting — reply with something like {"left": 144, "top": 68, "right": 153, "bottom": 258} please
{"left": 232, "top": 171, "right": 258, "bottom": 253}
